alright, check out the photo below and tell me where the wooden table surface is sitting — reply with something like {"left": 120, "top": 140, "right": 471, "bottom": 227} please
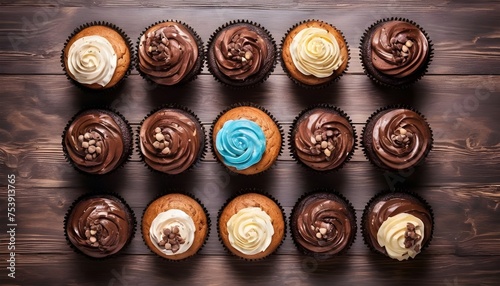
{"left": 1, "top": 1, "right": 499, "bottom": 285}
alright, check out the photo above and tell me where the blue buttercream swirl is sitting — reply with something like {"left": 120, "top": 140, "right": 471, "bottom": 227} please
{"left": 215, "top": 119, "right": 266, "bottom": 170}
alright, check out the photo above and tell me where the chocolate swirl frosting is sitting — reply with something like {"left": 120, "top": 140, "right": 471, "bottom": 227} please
{"left": 66, "top": 196, "right": 133, "bottom": 258}
{"left": 64, "top": 111, "right": 127, "bottom": 174}
{"left": 293, "top": 193, "right": 355, "bottom": 255}
{"left": 293, "top": 108, "right": 355, "bottom": 171}
{"left": 364, "top": 193, "right": 433, "bottom": 255}
{"left": 213, "top": 24, "right": 270, "bottom": 80}
{"left": 139, "top": 22, "right": 199, "bottom": 85}
{"left": 139, "top": 108, "right": 204, "bottom": 175}
{"left": 371, "top": 109, "right": 432, "bottom": 170}
{"left": 370, "top": 21, "right": 429, "bottom": 78}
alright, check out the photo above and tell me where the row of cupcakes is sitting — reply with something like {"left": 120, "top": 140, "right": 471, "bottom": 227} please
{"left": 61, "top": 103, "right": 433, "bottom": 175}
{"left": 65, "top": 190, "right": 433, "bottom": 261}
{"left": 61, "top": 18, "right": 433, "bottom": 90}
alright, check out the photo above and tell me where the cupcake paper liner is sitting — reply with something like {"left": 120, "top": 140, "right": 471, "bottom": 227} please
{"left": 206, "top": 19, "right": 277, "bottom": 89}
{"left": 361, "top": 189, "right": 435, "bottom": 259}
{"left": 289, "top": 104, "right": 357, "bottom": 173}
{"left": 209, "top": 102, "right": 284, "bottom": 176}
{"left": 141, "top": 191, "right": 211, "bottom": 262}
{"left": 217, "top": 189, "right": 286, "bottom": 261}
{"left": 136, "top": 104, "right": 207, "bottom": 176}
{"left": 61, "top": 107, "right": 133, "bottom": 176}
{"left": 63, "top": 192, "right": 137, "bottom": 260}
{"left": 280, "top": 19, "right": 350, "bottom": 89}
{"left": 61, "top": 21, "right": 134, "bottom": 93}
{"left": 136, "top": 20, "right": 204, "bottom": 87}
{"left": 361, "top": 104, "right": 434, "bottom": 172}
{"left": 359, "top": 17, "right": 434, "bottom": 89}
{"left": 289, "top": 188, "right": 357, "bottom": 260}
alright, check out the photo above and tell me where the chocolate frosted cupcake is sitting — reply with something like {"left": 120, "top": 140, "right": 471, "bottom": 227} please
{"left": 142, "top": 193, "right": 209, "bottom": 261}
{"left": 362, "top": 191, "right": 434, "bottom": 261}
{"left": 359, "top": 18, "right": 433, "bottom": 88}
{"left": 281, "top": 20, "right": 349, "bottom": 88}
{"left": 206, "top": 20, "right": 277, "bottom": 88}
{"left": 62, "top": 21, "right": 132, "bottom": 90}
{"left": 218, "top": 192, "right": 285, "bottom": 260}
{"left": 210, "top": 103, "right": 283, "bottom": 175}
{"left": 290, "top": 105, "right": 356, "bottom": 171}
{"left": 138, "top": 106, "right": 205, "bottom": 175}
{"left": 62, "top": 108, "right": 132, "bottom": 175}
{"left": 137, "top": 20, "right": 203, "bottom": 86}
{"left": 64, "top": 193, "right": 136, "bottom": 259}
{"left": 290, "top": 191, "right": 356, "bottom": 259}
{"left": 362, "top": 106, "right": 433, "bottom": 171}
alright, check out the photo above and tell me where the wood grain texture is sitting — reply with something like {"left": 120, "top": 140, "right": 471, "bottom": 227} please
{"left": 0, "top": 1, "right": 499, "bottom": 285}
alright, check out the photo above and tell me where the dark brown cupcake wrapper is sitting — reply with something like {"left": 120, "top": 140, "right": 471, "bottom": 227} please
{"left": 141, "top": 191, "right": 211, "bottom": 262}
{"left": 361, "top": 104, "right": 434, "bottom": 172}
{"left": 63, "top": 192, "right": 137, "bottom": 260}
{"left": 289, "top": 104, "right": 357, "bottom": 173}
{"left": 280, "top": 19, "right": 350, "bottom": 89}
{"left": 136, "top": 20, "right": 204, "bottom": 87}
{"left": 136, "top": 104, "right": 207, "bottom": 176}
{"left": 359, "top": 17, "right": 434, "bottom": 89}
{"left": 361, "top": 189, "right": 435, "bottom": 259}
{"left": 216, "top": 188, "right": 287, "bottom": 261}
{"left": 209, "top": 102, "right": 284, "bottom": 176}
{"left": 206, "top": 19, "right": 277, "bottom": 89}
{"left": 61, "top": 21, "right": 134, "bottom": 93}
{"left": 61, "top": 106, "right": 134, "bottom": 176}
{"left": 289, "top": 188, "right": 357, "bottom": 259}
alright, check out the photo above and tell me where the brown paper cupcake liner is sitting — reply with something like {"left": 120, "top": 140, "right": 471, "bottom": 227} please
{"left": 361, "top": 104, "right": 434, "bottom": 172}
{"left": 289, "top": 104, "right": 357, "bottom": 173}
{"left": 209, "top": 102, "right": 284, "bottom": 176}
{"left": 359, "top": 17, "right": 434, "bottom": 89}
{"left": 61, "top": 21, "right": 133, "bottom": 93}
{"left": 217, "top": 189, "right": 286, "bottom": 261}
{"left": 141, "top": 191, "right": 210, "bottom": 262}
{"left": 63, "top": 192, "right": 137, "bottom": 260}
{"left": 280, "top": 19, "right": 350, "bottom": 89}
{"left": 61, "top": 107, "right": 133, "bottom": 176}
{"left": 136, "top": 20, "right": 204, "bottom": 87}
{"left": 361, "top": 189, "right": 434, "bottom": 259}
{"left": 136, "top": 104, "right": 207, "bottom": 176}
{"left": 289, "top": 189, "right": 356, "bottom": 260}
{"left": 206, "top": 20, "right": 277, "bottom": 89}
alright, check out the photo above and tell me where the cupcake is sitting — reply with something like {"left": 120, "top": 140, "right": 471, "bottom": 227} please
{"left": 362, "top": 106, "right": 433, "bottom": 171}
{"left": 64, "top": 193, "right": 136, "bottom": 259}
{"left": 211, "top": 104, "right": 282, "bottom": 175}
{"left": 362, "top": 191, "right": 434, "bottom": 261}
{"left": 281, "top": 20, "right": 349, "bottom": 88}
{"left": 142, "top": 193, "right": 209, "bottom": 261}
{"left": 137, "top": 20, "right": 203, "bottom": 86}
{"left": 290, "top": 105, "right": 356, "bottom": 171}
{"left": 218, "top": 192, "right": 285, "bottom": 260}
{"left": 62, "top": 108, "right": 133, "bottom": 175}
{"left": 359, "top": 18, "right": 433, "bottom": 88}
{"left": 290, "top": 191, "right": 356, "bottom": 259}
{"left": 206, "top": 20, "right": 277, "bottom": 88}
{"left": 62, "top": 21, "right": 132, "bottom": 90}
{"left": 138, "top": 106, "right": 205, "bottom": 175}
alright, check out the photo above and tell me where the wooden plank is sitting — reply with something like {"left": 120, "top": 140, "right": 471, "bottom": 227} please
{"left": 1, "top": 254, "right": 499, "bottom": 285}
{"left": 1, "top": 7, "right": 500, "bottom": 75}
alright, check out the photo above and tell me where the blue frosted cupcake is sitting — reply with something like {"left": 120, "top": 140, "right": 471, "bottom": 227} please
{"left": 210, "top": 104, "right": 283, "bottom": 175}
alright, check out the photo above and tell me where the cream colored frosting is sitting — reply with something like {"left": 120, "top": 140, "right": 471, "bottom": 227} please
{"left": 377, "top": 213, "right": 425, "bottom": 261}
{"left": 149, "top": 209, "right": 195, "bottom": 255}
{"left": 67, "top": 35, "right": 117, "bottom": 87}
{"left": 226, "top": 207, "right": 274, "bottom": 255}
{"left": 289, "top": 27, "right": 343, "bottom": 78}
